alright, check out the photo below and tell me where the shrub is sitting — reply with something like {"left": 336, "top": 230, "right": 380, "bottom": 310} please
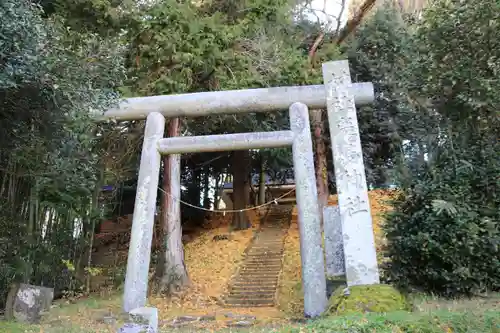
{"left": 383, "top": 155, "right": 500, "bottom": 296}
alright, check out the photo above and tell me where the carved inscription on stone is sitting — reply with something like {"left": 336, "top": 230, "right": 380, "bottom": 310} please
{"left": 322, "top": 60, "right": 380, "bottom": 286}
{"left": 323, "top": 206, "right": 345, "bottom": 277}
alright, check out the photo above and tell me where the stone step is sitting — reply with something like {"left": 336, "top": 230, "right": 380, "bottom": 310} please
{"left": 223, "top": 207, "right": 291, "bottom": 308}
{"left": 249, "top": 249, "right": 281, "bottom": 253}
{"left": 246, "top": 250, "right": 282, "bottom": 253}
{"left": 232, "top": 278, "right": 279, "bottom": 283}
{"left": 243, "top": 258, "right": 282, "bottom": 262}
{"left": 251, "top": 239, "right": 284, "bottom": 243}
{"left": 246, "top": 251, "right": 280, "bottom": 255}
{"left": 257, "top": 232, "right": 286, "bottom": 235}
{"left": 236, "top": 270, "right": 280, "bottom": 275}
{"left": 227, "top": 291, "right": 275, "bottom": 298}
{"left": 245, "top": 255, "right": 282, "bottom": 259}
{"left": 240, "top": 263, "right": 282, "bottom": 268}
{"left": 244, "top": 257, "right": 283, "bottom": 262}
{"left": 243, "top": 262, "right": 282, "bottom": 266}
{"left": 224, "top": 301, "right": 275, "bottom": 308}
{"left": 240, "top": 265, "right": 282, "bottom": 270}
{"left": 225, "top": 298, "right": 275, "bottom": 306}
{"left": 238, "top": 267, "right": 281, "bottom": 271}
{"left": 246, "top": 252, "right": 282, "bottom": 256}
{"left": 245, "top": 259, "right": 281, "bottom": 263}
{"left": 236, "top": 273, "right": 281, "bottom": 278}
{"left": 229, "top": 281, "right": 278, "bottom": 286}
{"left": 231, "top": 279, "right": 278, "bottom": 286}
{"left": 232, "top": 274, "right": 279, "bottom": 280}
{"left": 243, "top": 260, "right": 282, "bottom": 264}
{"left": 238, "top": 268, "right": 282, "bottom": 273}
{"left": 254, "top": 241, "right": 284, "bottom": 244}
{"left": 243, "top": 260, "right": 282, "bottom": 265}
{"left": 241, "top": 267, "right": 281, "bottom": 271}
{"left": 238, "top": 270, "right": 280, "bottom": 280}
{"left": 229, "top": 286, "right": 277, "bottom": 292}
{"left": 245, "top": 256, "right": 282, "bottom": 261}
{"left": 253, "top": 240, "right": 282, "bottom": 244}
{"left": 253, "top": 240, "right": 284, "bottom": 243}
{"left": 226, "top": 296, "right": 275, "bottom": 303}
{"left": 230, "top": 284, "right": 278, "bottom": 290}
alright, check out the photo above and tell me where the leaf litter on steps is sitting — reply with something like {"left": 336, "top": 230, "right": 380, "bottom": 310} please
{"left": 70, "top": 190, "right": 395, "bottom": 330}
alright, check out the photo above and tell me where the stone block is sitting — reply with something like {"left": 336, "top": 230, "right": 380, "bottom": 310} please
{"left": 323, "top": 206, "right": 345, "bottom": 277}
{"left": 4, "top": 283, "right": 54, "bottom": 324}
{"left": 118, "top": 307, "right": 158, "bottom": 333}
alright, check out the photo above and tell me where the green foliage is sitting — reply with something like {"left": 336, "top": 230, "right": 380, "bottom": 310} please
{"left": 383, "top": 0, "right": 500, "bottom": 296}
{"left": 343, "top": 4, "right": 415, "bottom": 188}
{"left": 409, "top": 0, "right": 500, "bottom": 112}
{"left": 384, "top": 155, "right": 500, "bottom": 295}
{"left": 0, "top": 0, "right": 125, "bottom": 307}
{"left": 289, "top": 311, "right": 500, "bottom": 333}
{"left": 326, "top": 284, "right": 409, "bottom": 316}
{"left": 36, "top": 0, "right": 135, "bottom": 36}
{"left": 123, "top": 0, "right": 336, "bottom": 220}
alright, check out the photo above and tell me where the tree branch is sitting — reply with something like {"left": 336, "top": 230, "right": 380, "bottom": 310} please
{"left": 335, "top": 0, "right": 377, "bottom": 45}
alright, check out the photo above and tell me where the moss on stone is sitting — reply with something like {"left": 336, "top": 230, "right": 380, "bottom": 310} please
{"left": 326, "top": 284, "right": 409, "bottom": 316}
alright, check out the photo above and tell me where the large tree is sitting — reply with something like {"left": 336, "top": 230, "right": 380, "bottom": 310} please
{"left": 0, "top": 0, "right": 125, "bottom": 306}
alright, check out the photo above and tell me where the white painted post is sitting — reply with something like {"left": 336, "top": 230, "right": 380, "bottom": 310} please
{"left": 289, "top": 102, "right": 328, "bottom": 318}
{"left": 322, "top": 61, "right": 380, "bottom": 286}
{"left": 123, "top": 112, "right": 165, "bottom": 313}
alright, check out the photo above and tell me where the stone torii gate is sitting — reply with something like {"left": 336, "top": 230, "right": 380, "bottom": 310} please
{"left": 102, "top": 60, "right": 380, "bottom": 318}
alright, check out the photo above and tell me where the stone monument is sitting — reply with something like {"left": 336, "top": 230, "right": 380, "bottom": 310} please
{"left": 4, "top": 283, "right": 54, "bottom": 324}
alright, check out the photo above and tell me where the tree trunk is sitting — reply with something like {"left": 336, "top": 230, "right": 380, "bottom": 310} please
{"left": 157, "top": 118, "right": 190, "bottom": 294}
{"left": 258, "top": 155, "right": 266, "bottom": 205}
{"left": 86, "top": 166, "right": 103, "bottom": 294}
{"left": 311, "top": 110, "right": 329, "bottom": 211}
{"left": 231, "top": 150, "right": 251, "bottom": 230}
{"left": 213, "top": 174, "right": 221, "bottom": 209}
{"left": 334, "top": 0, "right": 377, "bottom": 45}
{"left": 203, "top": 167, "right": 211, "bottom": 209}
{"left": 25, "top": 183, "right": 36, "bottom": 284}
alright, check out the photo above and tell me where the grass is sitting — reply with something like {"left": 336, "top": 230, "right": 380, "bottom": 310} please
{"left": 2, "top": 293, "right": 499, "bottom": 332}
{"left": 284, "top": 310, "right": 500, "bottom": 333}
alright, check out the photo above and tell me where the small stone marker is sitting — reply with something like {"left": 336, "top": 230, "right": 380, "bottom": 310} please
{"left": 118, "top": 307, "right": 158, "bottom": 333}
{"left": 323, "top": 206, "right": 345, "bottom": 277}
{"left": 4, "top": 283, "right": 54, "bottom": 324}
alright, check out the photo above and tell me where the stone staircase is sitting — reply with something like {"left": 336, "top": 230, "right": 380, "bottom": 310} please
{"left": 224, "top": 205, "right": 292, "bottom": 307}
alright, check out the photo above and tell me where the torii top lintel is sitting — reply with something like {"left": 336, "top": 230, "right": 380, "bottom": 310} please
{"left": 99, "top": 62, "right": 374, "bottom": 121}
